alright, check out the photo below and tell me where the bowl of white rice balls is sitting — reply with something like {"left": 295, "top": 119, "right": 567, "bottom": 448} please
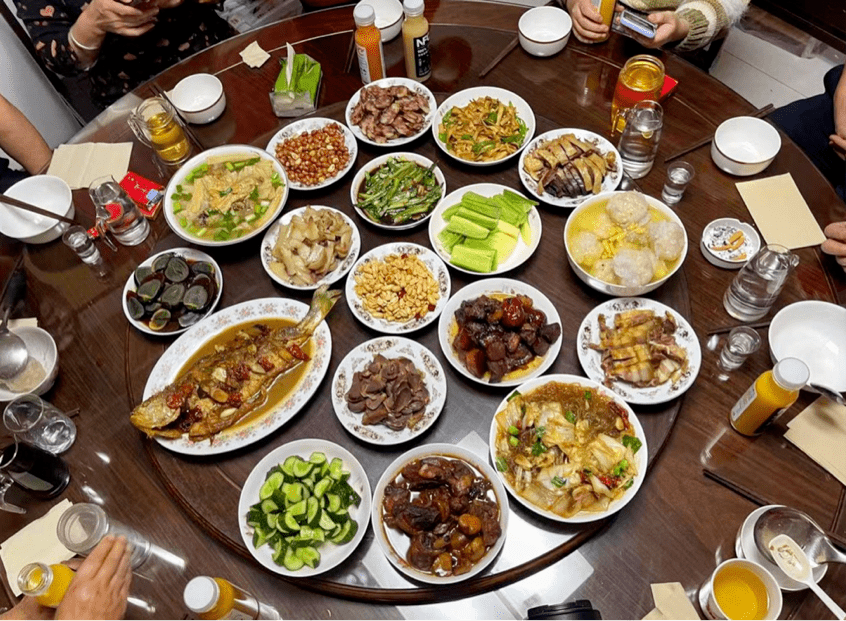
{"left": 564, "top": 191, "right": 688, "bottom": 297}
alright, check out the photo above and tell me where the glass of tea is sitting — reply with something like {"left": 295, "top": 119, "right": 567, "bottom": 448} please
{"left": 128, "top": 96, "right": 191, "bottom": 164}
{"left": 611, "top": 54, "right": 664, "bottom": 135}
{"left": 699, "top": 558, "right": 782, "bottom": 620}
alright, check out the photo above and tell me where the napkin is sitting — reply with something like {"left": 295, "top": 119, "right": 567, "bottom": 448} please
{"left": 240, "top": 41, "right": 270, "bottom": 69}
{"left": 1, "top": 499, "right": 75, "bottom": 596}
{"left": 785, "top": 397, "right": 846, "bottom": 486}
{"left": 642, "top": 582, "right": 700, "bottom": 620}
{"left": 47, "top": 143, "right": 132, "bottom": 190}
{"left": 8, "top": 318, "right": 38, "bottom": 329}
{"left": 735, "top": 173, "right": 826, "bottom": 250}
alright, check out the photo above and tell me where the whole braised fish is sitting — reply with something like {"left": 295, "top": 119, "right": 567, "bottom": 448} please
{"left": 131, "top": 285, "right": 340, "bottom": 441}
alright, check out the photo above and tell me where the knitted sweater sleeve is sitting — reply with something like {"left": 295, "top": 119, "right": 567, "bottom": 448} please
{"left": 619, "top": 0, "right": 748, "bottom": 51}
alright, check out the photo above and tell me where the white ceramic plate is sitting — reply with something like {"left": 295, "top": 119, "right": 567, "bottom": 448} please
{"left": 428, "top": 183, "right": 542, "bottom": 276}
{"left": 163, "top": 144, "right": 289, "bottom": 247}
{"left": 576, "top": 298, "right": 701, "bottom": 405}
{"left": 345, "top": 242, "right": 450, "bottom": 334}
{"left": 371, "top": 443, "right": 509, "bottom": 584}
{"left": 437, "top": 278, "right": 562, "bottom": 387}
{"left": 700, "top": 218, "right": 760, "bottom": 269}
{"left": 518, "top": 128, "right": 622, "bottom": 208}
{"left": 265, "top": 118, "right": 358, "bottom": 191}
{"left": 331, "top": 337, "right": 447, "bottom": 445}
{"left": 141, "top": 297, "right": 332, "bottom": 455}
{"left": 238, "top": 438, "right": 371, "bottom": 577}
{"left": 260, "top": 206, "right": 361, "bottom": 291}
{"left": 489, "top": 373, "right": 647, "bottom": 523}
{"left": 432, "top": 86, "right": 536, "bottom": 167}
{"left": 345, "top": 78, "right": 437, "bottom": 147}
{"left": 122, "top": 248, "right": 223, "bottom": 336}
{"left": 349, "top": 152, "right": 446, "bottom": 231}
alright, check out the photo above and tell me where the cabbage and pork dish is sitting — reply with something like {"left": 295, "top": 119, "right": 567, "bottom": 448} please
{"left": 493, "top": 382, "right": 642, "bottom": 518}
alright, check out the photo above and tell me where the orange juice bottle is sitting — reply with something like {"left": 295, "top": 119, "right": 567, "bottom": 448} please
{"left": 730, "top": 357, "right": 809, "bottom": 436}
{"left": 17, "top": 563, "right": 75, "bottom": 608}
{"left": 354, "top": 3, "right": 386, "bottom": 84}
{"left": 183, "top": 576, "right": 280, "bottom": 620}
{"left": 590, "top": 0, "right": 616, "bottom": 42}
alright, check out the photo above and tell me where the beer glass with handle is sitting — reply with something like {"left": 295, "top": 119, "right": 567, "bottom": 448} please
{"left": 611, "top": 55, "right": 664, "bottom": 135}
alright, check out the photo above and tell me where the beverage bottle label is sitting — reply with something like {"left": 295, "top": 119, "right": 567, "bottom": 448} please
{"left": 356, "top": 44, "right": 371, "bottom": 83}
{"left": 413, "top": 33, "right": 431, "bottom": 77}
{"left": 220, "top": 609, "right": 253, "bottom": 620}
{"left": 730, "top": 384, "right": 757, "bottom": 422}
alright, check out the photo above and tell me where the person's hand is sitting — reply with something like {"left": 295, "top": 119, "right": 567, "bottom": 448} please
{"left": 0, "top": 596, "right": 53, "bottom": 620}
{"left": 54, "top": 536, "right": 132, "bottom": 621}
{"left": 619, "top": 10, "right": 690, "bottom": 48}
{"left": 78, "top": 0, "right": 160, "bottom": 40}
{"left": 567, "top": 0, "right": 609, "bottom": 43}
{"left": 822, "top": 222, "right": 846, "bottom": 269}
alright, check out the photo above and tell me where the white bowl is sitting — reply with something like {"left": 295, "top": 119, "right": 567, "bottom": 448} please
{"left": 0, "top": 176, "right": 74, "bottom": 244}
{"left": 360, "top": 0, "right": 403, "bottom": 41}
{"left": 564, "top": 191, "right": 688, "bottom": 297}
{"left": 711, "top": 117, "right": 781, "bottom": 176}
{"left": 0, "top": 327, "right": 58, "bottom": 401}
{"left": 700, "top": 218, "right": 760, "bottom": 269}
{"left": 518, "top": 6, "right": 572, "bottom": 57}
{"left": 769, "top": 301, "right": 846, "bottom": 392}
{"left": 171, "top": 74, "right": 226, "bottom": 125}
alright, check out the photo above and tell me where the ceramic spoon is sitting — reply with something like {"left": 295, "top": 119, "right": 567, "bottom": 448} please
{"left": 0, "top": 268, "right": 28, "bottom": 380}
{"left": 754, "top": 506, "right": 846, "bottom": 567}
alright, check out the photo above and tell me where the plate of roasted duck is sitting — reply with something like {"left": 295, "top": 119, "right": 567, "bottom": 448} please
{"left": 331, "top": 337, "right": 446, "bottom": 445}
{"left": 490, "top": 374, "right": 647, "bottom": 523}
{"left": 371, "top": 444, "right": 509, "bottom": 583}
{"left": 519, "top": 129, "right": 622, "bottom": 208}
{"left": 345, "top": 78, "right": 436, "bottom": 147}
{"left": 130, "top": 286, "right": 338, "bottom": 454}
{"left": 576, "top": 298, "right": 701, "bottom": 405}
{"left": 438, "top": 278, "right": 562, "bottom": 387}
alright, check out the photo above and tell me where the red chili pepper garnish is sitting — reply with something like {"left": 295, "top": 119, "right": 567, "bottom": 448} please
{"left": 287, "top": 343, "right": 310, "bottom": 361}
{"left": 598, "top": 475, "right": 618, "bottom": 488}
{"left": 227, "top": 393, "right": 243, "bottom": 408}
{"left": 397, "top": 288, "right": 406, "bottom": 299}
{"left": 428, "top": 303, "right": 435, "bottom": 312}
{"left": 166, "top": 392, "right": 185, "bottom": 410}
{"left": 232, "top": 363, "right": 250, "bottom": 382}
{"left": 258, "top": 357, "right": 274, "bottom": 372}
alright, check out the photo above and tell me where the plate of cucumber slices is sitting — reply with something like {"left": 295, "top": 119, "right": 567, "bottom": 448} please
{"left": 238, "top": 439, "right": 371, "bottom": 576}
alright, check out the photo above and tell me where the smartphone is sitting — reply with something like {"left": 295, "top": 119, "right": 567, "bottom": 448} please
{"left": 618, "top": 7, "right": 657, "bottom": 39}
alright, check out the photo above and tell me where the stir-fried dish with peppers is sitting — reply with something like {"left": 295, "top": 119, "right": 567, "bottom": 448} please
{"left": 172, "top": 152, "right": 285, "bottom": 242}
{"left": 438, "top": 97, "right": 527, "bottom": 163}
{"left": 493, "top": 381, "right": 641, "bottom": 518}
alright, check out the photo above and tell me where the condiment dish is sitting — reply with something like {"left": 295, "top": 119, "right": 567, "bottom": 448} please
{"left": 518, "top": 6, "right": 572, "bottom": 57}
{"left": 0, "top": 327, "right": 58, "bottom": 401}
{"left": 0, "top": 176, "right": 74, "bottom": 244}
{"left": 711, "top": 117, "right": 781, "bottom": 176}
{"left": 171, "top": 74, "right": 226, "bottom": 124}
{"left": 700, "top": 218, "right": 760, "bottom": 269}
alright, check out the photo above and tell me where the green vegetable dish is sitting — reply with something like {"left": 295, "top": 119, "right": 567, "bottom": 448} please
{"left": 171, "top": 152, "right": 285, "bottom": 242}
{"left": 356, "top": 157, "right": 443, "bottom": 226}
{"left": 247, "top": 451, "right": 361, "bottom": 572}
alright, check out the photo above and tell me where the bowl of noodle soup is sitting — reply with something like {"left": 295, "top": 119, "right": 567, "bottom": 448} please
{"left": 433, "top": 87, "right": 535, "bottom": 167}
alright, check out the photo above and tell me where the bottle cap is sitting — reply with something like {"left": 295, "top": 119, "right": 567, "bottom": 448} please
{"left": 184, "top": 576, "right": 220, "bottom": 613}
{"left": 772, "top": 357, "right": 809, "bottom": 391}
{"left": 353, "top": 3, "right": 376, "bottom": 27}
{"left": 404, "top": 0, "right": 424, "bottom": 17}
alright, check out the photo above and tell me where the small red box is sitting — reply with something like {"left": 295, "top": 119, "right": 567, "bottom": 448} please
{"left": 120, "top": 172, "right": 163, "bottom": 219}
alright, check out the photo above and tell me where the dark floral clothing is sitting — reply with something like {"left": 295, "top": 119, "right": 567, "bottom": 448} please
{"left": 13, "top": 0, "right": 234, "bottom": 109}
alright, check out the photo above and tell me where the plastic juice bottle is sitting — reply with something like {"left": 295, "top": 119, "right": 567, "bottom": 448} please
{"left": 730, "top": 357, "right": 809, "bottom": 436}
{"left": 402, "top": 0, "right": 431, "bottom": 81}
{"left": 354, "top": 3, "right": 385, "bottom": 84}
{"left": 17, "top": 563, "right": 75, "bottom": 608}
{"left": 183, "top": 576, "right": 280, "bottom": 620}
{"left": 589, "top": 0, "right": 615, "bottom": 41}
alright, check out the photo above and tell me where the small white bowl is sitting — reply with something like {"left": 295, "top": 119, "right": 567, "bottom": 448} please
{"left": 711, "top": 117, "right": 781, "bottom": 176}
{"left": 0, "top": 327, "right": 58, "bottom": 401}
{"left": 700, "top": 218, "right": 760, "bottom": 269}
{"left": 0, "top": 176, "right": 74, "bottom": 244}
{"left": 171, "top": 74, "right": 226, "bottom": 125}
{"left": 360, "top": 0, "right": 403, "bottom": 41}
{"left": 518, "top": 6, "right": 572, "bottom": 57}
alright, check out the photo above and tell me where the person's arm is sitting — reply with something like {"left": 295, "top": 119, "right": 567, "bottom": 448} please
{"left": 618, "top": 0, "right": 747, "bottom": 51}
{"left": 0, "top": 94, "right": 52, "bottom": 175}
{"left": 54, "top": 536, "right": 132, "bottom": 620}
{"left": 829, "top": 67, "right": 846, "bottom": 158}
{"left": 0, "top": 596, "right": 53, "bottom": 620}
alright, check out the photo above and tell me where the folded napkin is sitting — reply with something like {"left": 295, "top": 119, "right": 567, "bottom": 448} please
{"left": 1, "top": 499, "right": 75, "bottom": 596}
{"left": 47, "top": 143, "right": 132, "bottom": 190}
{"left": 8, "top": 318, "right": 38, "bottom": 329}
{"left": 735, "top": 173, "right": 826, "bottom": 250}
{"left": 785, "top": 397, "right": 846, "bottom": 486}
{"left": 642, "top": 582, "right": 700, "bottom": 620}
{"left": 240, "top": 41, "right": 270, "bottom": 69}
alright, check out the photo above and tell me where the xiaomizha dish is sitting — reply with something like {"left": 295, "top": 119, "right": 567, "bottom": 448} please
{"left": 438, "top": 96, "right": 528, "bottom": 163}
{"left": 492, "top": 379, "right": 644, "bottom": 520}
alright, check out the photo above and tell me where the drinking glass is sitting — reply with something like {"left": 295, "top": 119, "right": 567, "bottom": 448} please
{"left": 698, "top": 559, "right": 782, "bottom": 620}
{"left": 723, "top": 245, "right": 799, "bottom": 321}
{"left": 0, "top": 437, "right": 70, "bottom": 499}
{"left": 57, "top": 503, "right": 152, "bottom": 569}
{"left": 3, "top": 394, "right": 77, "bottom": 454}
{"left": 61, "top": 225, "right": 101, "bottom": 265}
{"left": 0, "top": 472, "right": 25, "bottom": 514}
{"left": 611, "top": 54, "right": 664, "bottom": 135}
{"left": 662, "top": 161, "right": 695, "bottom": 205}
{"left": 89, "top": 176, "right": 151, "bottom": 246}
{"left": 718, "top": 326, "right": 761, "bottom": 372}
{"left": 127, "top": 96, "right": 191, "bottom": 164}
{"left": 617, "top": 100, "right": 663, "bottom": 179}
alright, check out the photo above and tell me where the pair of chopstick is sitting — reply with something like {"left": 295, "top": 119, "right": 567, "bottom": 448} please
{"left": 706, "top": 320, "right": 771, "bottom": 337}
{"left": 0, "top": 193, "right": 77, "bottom": 226}
{"left": 664, "top": 104, "right": 775, "bottom": 163}
{"left": 148, "top": 82, "right": 205, "bottom": 153}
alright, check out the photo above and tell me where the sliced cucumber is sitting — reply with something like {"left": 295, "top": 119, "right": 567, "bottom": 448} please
{"left": 292, "top": 460, "right": 313, "bottom": 478}
{"left": 314, "top": 477, "right": 332, "bottom": 499}
{"left": 260, "top": 499, "right": 278, "bottom": 514}
{"left": 306, "top": 496, "right": 321, "bottom": 527}
{"left": 297, "top": 546, "right": 321, "bottom": 569}
{"left": 283, "top": 546, "right": 305, "bottom": 571}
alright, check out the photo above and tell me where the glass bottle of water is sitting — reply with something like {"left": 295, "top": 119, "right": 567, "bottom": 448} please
{"left": 723, "top": 244, "right": 799, "bottom": 321}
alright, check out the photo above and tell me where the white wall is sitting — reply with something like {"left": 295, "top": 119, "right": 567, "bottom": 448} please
{"left": 0, "top": 0, "right": 81, "bottom": 168}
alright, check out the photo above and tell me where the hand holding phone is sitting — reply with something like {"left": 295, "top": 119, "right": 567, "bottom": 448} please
{"left": 616, "top": 7, "right": 657, "bottom": 38}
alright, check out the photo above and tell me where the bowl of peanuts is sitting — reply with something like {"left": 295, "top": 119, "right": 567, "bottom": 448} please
{"left": 266, "top": 117, "right": 358, "bottom": 191}
{"left": 700, "top": 218, "right": 760, "bottom": 269}
{"left": 346, "top": 242, "right": 451, "bottom": 334}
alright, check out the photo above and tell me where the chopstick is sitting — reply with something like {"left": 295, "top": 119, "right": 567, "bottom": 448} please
{"left": 0, "top": 193, "right": 77, "bottom": 226}
{"left": 706, "top": 320, "right": 771, "bottom": 336}
{"left": 479, "top": 37, "right": 520, "bottom": 79}
{"left": 703, "top": 468, "right": 769, "bottom": 506}
{"left": 664, "top": 104, "right": 775, "bottom": 163}
{"left": 149, "top": 82, "right": 204, "bottom": 153}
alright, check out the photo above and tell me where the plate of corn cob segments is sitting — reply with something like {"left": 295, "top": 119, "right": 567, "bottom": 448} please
{"left": 427, "top": 183, "right": 542, "bottom": 275}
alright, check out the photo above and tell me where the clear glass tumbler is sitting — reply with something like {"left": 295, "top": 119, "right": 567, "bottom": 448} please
{"left": 56, "top": 503, "right": 152, "bottom": 569}
{"left": 662, "top": 161, "right": 695, "bottom": 205}
{"left": 3, "top": 395, "right": 76, "bottom": 454}
{"left": 89, "top": 176, "right": 150, "bottom": 246}
{"left": 61, "top": 225, "right": 101, "bottom": 265}
{"left": 717, "top": 326, "right": 761, "bottom": 372}
{"left": 617, "top": 100, "right": 663, "bottom": 179}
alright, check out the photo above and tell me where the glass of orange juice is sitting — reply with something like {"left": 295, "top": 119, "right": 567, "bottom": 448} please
{"left": 699, "top": 559, "right": 782, "bottom": 620}
{"left": 610, "top": 54, "right": 664, "bottom": 134}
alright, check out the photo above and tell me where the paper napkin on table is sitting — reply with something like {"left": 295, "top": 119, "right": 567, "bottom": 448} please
{"left": 642, "top": 582, "right": 700, "bottom": 620}
{"left": 785, "top": 397, "right": 846, "bottom": 486}
{"left": 240, "top": 41, "right": 270, "bottom": 68}
{"left": 735, "top": 173, "right": 826, "bottom": 250}
{"left": 1, "top": 499, "right": 74, "bottom": 596}
{"left": 47, "top": 143, "right": 132, "bottom": 190}
{"left": 8, "top": 318, "right": 37, "bottom": 329}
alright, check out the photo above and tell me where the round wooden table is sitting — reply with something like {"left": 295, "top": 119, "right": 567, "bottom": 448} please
{"left": 1, "top": 2, "right": 845, "bottom": 618}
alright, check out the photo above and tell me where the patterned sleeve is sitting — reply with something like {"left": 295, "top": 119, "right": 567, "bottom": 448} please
{"left": 619, "top": 0, "right": 748, "bottom": 51}
{"left": 12, "top": 0, "right": 85, "bottom": 76}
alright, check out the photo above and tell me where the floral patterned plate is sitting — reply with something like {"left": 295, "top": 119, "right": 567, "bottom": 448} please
{"left": 576, "top": 297, "right": 701, "bottom": 405}
{"left": 331, "top": 337, "right": 447, "bottom": 445}
{"left": 142, "top": 298, "right": 332, "bottom": 455}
